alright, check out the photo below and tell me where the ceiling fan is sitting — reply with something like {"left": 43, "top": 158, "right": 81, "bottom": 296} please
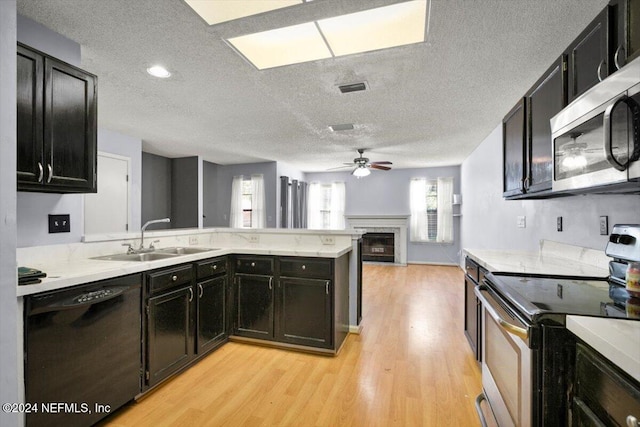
{"left": 329, "top": 149, "right": 393, "bottom": 177}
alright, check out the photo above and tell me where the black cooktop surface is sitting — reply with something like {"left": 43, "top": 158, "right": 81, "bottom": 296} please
{"left": 485, "top": 273, "right": 638, "bottom": 322}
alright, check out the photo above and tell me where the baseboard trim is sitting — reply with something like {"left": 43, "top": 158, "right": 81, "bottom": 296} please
{"left": 349, "top": 323, "right": 363, "bottom": 334}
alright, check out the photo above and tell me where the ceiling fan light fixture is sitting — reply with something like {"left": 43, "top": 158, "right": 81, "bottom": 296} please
{"left": 352, "top": 166, "right": 371, "bottom": 178}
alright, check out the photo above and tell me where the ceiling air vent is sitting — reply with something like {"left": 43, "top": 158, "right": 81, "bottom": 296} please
{"left": 338, "top": 82, "right": 367, "bottom": 94}
{"left": 330, "top": 123, "right": 355, "bottom": 132}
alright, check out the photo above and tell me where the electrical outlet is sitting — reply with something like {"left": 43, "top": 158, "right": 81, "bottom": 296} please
{"left": 189, "top": 236, "right": 198, "bottom": 245}
{"left": 517, "top": 216, "right": 526, "bottom": 228}
{"left": 48, "top": 214, "right": 70, "bottom": 233}
{"left": 557, "top": 216, "right": 563, "bottom": 232}
{"left": 321, "top": 236, "right": 335, "bottom": 245}
{"left": 599, "top": 216, "right": 608, "bottom": 235}
{"left": 249, "top": 235, "right": 260, "bottom": 244}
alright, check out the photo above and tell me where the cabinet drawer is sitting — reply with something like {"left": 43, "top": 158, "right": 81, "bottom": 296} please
{"left": 280, "top": 258, "right": 332, "bottom": 279}
{"left": 235, "top": 256, "right": 274, "bottom": 275}
{"left": 147, "top": 264, "right": 193, "bottom": 295}
{"left": 196, "top": 257, "right": 227, "bottom": 279}
{"left": 465, "top": 257, "right": 479, "bottom": 282}
{"left": 574, "top": 342, "right": 640, "bottom": 426}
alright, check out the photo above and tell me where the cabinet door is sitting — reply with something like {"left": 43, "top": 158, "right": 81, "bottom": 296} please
{"left": 567, "top": 7, "right": 610, "bottom": 103}
{"left": 147, "top": 285, "right": 193, "bottom": 387}
{"left": 610, "top": 0, "right": 640, "bottom": 70}
{"left": 526, "top": 56, "right": 567, "bottom": 193}
{"left": 44, "top": 57, "right": 97, "bottom": 192}
{"left": 277, "top": 277, "right": 332, "bottom": 349}
{"left": 503, "top": 98, "right": 526, "bottom": 197}
{"left": 235, "top": 274, "right": 274, "bottom": 339}
{"left": 197, "top": 276, "right": 226, "bottom": 354}
{"left": 17, "top": 45, "right": 43, "bottom": 187}
{"left": 464, "top": 276, "right": 479, "bottom": 361}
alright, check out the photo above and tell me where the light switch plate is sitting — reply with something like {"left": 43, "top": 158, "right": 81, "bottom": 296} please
{"left": 49, "top": 214, "right": 70, "bottom": 233}
{"left": 189, "top": 236, "right": 199, "bottom": 245}
{"left": 557, "top": 216, "right": 563, "bottom": 232}
{"left": 599, "top": 216, "right": 608, "bottom": 235}
{"left": 249, "top": 235, "right": 260, "bottom": 243}
{"left": 517, "top": 216, "right": 526, "bottom": 228}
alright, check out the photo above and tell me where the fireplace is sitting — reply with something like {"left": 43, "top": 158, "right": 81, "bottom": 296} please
{"left": 345, "top": 215, "right": 409, "bottom": 265}
{"left": 362, "top": 233, "right": 395, "bottom": 262}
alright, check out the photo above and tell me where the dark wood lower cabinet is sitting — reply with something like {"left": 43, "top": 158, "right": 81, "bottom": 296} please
{"left": 196, "top": 275, "right": 226, "bottom": 354}
{"left": 235, "top": 273, "right": 274, "bottom": 340}
{"left": 147, "top": 285, "right": 193, "bottom": 388}
{"left": 463, "top": 275, "right": 479, "bottom": 361}
{"left": 277, "top": 277, "right": 332, "bottom": 349}
{"left": 572, "top": 341, "right": 640, "bottom": 426}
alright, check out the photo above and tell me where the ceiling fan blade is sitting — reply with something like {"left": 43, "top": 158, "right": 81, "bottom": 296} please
{"left": 326, "top": 165, "right": 353, "bottom": 170}
{"left": 370, "top": 164, "right": 391, "bottom": 171}
{"left": 370, "top": 161, "right": 392, "bottom": 165}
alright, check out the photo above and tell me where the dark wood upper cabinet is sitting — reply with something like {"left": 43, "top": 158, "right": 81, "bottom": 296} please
{"left": 526, "top": 56, "right": 568, "bottom": 194}
{"left": 17, "top": 43, "right": 97, "bottom": 193}
{"left": 566, "top": 7, "right": 611, "bottom": 104}
{"left": 610, "top": 0, "right": 640, "bottom": 69}
{"left": 503, "top": 98, "right": 526, "bottom": 197}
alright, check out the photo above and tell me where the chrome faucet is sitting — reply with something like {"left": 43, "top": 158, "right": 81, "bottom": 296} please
{"left": 139, "top": 218, "right": 170, "bottom": 252}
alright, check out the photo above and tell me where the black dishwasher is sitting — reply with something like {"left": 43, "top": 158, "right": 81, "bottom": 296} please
{"left": 25, "top": 274, "right": 142, "bottom": 427}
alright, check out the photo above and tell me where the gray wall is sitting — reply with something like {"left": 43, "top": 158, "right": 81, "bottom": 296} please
{"left": 203, "top": 160, "right": 219, "bottom": 227}
{"left": 305, "top": 166, "right": 462, "bottom": 265}
{"left": 1, "top": 1, "right": 21, "bottom": 425}
{"left": 142, "top": 152, "right": 172, "bottom": 229}
{"left": 172, "top": 157, "right": 199, "bottom": 228}
{"left": 460, "top": 124, "right": 640, "bottom": 254}
{"left": 208, "top": 161, "right": 278, "bottom": 227}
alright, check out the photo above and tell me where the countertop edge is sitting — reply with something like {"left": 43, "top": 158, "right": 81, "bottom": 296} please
{"left": 566, "top": 316, "right": 640, "bottom": 383}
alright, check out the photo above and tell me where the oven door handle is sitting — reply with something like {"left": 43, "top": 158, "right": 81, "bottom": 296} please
{"left": 475, "top": 286, "right": 529, "bottom": 340}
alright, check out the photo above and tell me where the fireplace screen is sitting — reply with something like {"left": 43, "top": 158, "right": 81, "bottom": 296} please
{"left": 362, "top": 233, "right": 395, "bottom": 263}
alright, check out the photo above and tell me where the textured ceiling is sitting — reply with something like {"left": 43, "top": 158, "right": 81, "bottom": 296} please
{"left": 17, "top": 0, "right": 610, "bottom": 171}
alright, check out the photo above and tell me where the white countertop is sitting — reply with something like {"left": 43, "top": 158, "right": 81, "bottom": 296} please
{"left": 567, "top": 316, "right": 640, "bottom": 383}
{"left": 464, "top": 240, "right": 609, "bottom": 277}
{"left": 17, "top": 243, "right": 352, "bottom": 297}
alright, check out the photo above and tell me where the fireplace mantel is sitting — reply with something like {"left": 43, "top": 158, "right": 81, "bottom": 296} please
{"left": 345, "top": 215, "right": 409, "bottom": 265}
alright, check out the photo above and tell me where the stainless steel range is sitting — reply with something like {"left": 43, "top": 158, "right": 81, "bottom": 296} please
{"left": 475, "top": 224, "right": 640, "bottom": 427}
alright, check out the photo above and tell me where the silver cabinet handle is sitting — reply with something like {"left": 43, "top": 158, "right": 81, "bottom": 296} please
{"left": 171, "top": 275, "right": 178, "bottom": 282}
{"left": 212, "top": 264, "right": 217, "bottom": 270}
{"left": 268, "top": 276, "right": 273, "bottom": 290}
{"left": 627, "top": 415, "right": 639, "bottom": 427}
{"left": 198, "top": 283, "right": 203, "bottom": 299}
{"left": 325, "top": 281, "right": 329, "bottom": 295}
{"left": 188, "top": 287, "right": 193, "bottom": 302}
{"left": 301, "top": 265, "right": 306, "bottom": 270}
{"left": 46, "top": 164, "right": 53, "bottom": 183}
{"left": 614, "top": 45, "right": 626, "bottom": 70}
{"left": 37, "top": 162, "right": 43, "bottom": 182}
{"left": 597, "top": 60, "right": 606, "bottom": 82}
{"left": 251, "top": 262, "right": 256, "bottom": 267}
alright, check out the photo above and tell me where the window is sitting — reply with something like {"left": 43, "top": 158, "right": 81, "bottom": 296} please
{"left": 307, "top": 182, "right": 346, "bottom": 229}
{"left": 410, "top": 177, "right": 453, "bottom": 243}
{"left": 230, "top": 174, "right": 266, "bottom": 228}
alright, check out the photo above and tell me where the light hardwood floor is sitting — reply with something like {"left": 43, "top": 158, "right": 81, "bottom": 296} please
{"left": 102, "top": 264, "right": 482, "bottom": 427}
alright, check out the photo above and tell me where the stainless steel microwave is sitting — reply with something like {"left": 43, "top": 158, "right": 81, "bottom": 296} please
{"left": 550, "top": 56, "right": 640, "bottom": 194}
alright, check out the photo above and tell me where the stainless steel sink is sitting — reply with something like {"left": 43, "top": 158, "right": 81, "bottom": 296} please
{"left": 92, "top": 252, "right": 179, "bottom": 262}
{"left": 154, "top": 247, "right": 219, "bottom": 255}
{"left": 91, "top": 247, "right": 218, "bottom": 262}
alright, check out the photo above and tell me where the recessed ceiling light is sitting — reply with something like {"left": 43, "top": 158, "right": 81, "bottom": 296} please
{"left": 146, "top": 65, "right": 171, "bottom": 78}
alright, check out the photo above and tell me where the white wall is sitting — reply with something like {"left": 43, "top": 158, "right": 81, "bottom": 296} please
{"left": 1, "top": 2, "right": 21, "bottom": 426}
{"left": 461, "top": 124, "right": 640, "bottom": 255}
{"left": 305, "top": 166, "right": 462, "bottom": 265}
